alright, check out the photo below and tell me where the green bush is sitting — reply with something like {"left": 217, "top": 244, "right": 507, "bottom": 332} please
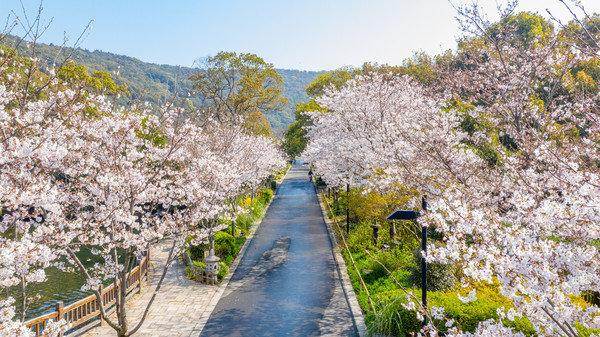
{"left": 217, "top": 262, "right": 229, "bottom": 280}
{"left": 257, "top": 187, "right": 273, "bottom": 205}
{"left": 250, "top": 204, "right": 263, "bottom": 218}
{"left": 187, "top": 244, "right": 205, "bottom": 261}
{"left": 369, "top": 295, "right": 421, "bottom": 337}
{"left": 214, "top": 231, "right": 236, "bottom": 258}
{"left": 347, "top": 222, "right": 376, "bottom": 252}
{"left": 377, "top": 246, "right": 415, "bottom": 272}
{"left": 221, "top": 236, "right": 246, "bottom": 265}
{"left": 236, "top": 213, "right": 254, "bottom": 233}
{"left": 430, "top": 283, "right": 535, "bottom": 335}
{"left": 186, "top": 235, "right": 206, "bottom": 261}
{"left": 321, "top": 188, "right": 542, "bottom": 337}
{"left": 576, "top": 323, "right": 600, "bottom": 337}
{"left": 184, "top": 266, "right": 194, "bottom": 280}
{"left": 330, "top": 194, "right": 343, "bottom": 216}
{"left": 192, "top": 260, "right": 205, "bottom": 269}
{"left": 184, "top": 187, "right": 274, "bottom": 284}
{"left": 366, "top": 283, "right": 536, "bottom": 336}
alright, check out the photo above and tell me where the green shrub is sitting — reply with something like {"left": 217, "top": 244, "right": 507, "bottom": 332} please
{"left": 217, "top": 262, "right": 229, "bottom": 280}
{"left": 430, "top": 283, "right": 535, "bottom": 335}
{"left": 214, "top": 231, "right": 236, "bottom": 258}
{"left": 576, "top": 323, "right": 600, "bottom": 337}
{"left": 256, "top": 187, "right": 273, "bottom": 206}
{"left": 583, "top": 290, "right": 600, "bottom": 306}
{"left": 184, "top": 266, "right": 194, "bottom": 280}
{"left": 187, "top": 244, "right": 205, "bottom": 261}
{"left": 250, "top": 204, "right": 263, "bottom": 218}
{"left": 331, "top": 195, "right": 343, "bottom": 216}
{"left": 235, "top": 213, "right": 254, "bottom": 233}
{"left": 321, "top": 189, "right": 541, "bottom": 337}
{"left": 347, "top": 222, "right": 376, "bottom": 252}
{"left": 366, "top": 283, "right": 536, "bottom": 336}
{"left": 369, "top": 291, "right": 421, "bottom": 337}
{"left": 377, "top": 246, "right": 415, "bottom": 273}
{"left": 185, "top": 235, "right": 206, "bottom": 261}
{"left": 263, "top": 186, "right": 275, "bottom": 202}
{"left": 192, "top": 260, "right": 205, "bottom": 269}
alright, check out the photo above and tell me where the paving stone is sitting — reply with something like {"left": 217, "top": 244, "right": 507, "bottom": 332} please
{"left": 83, "top": 241, "right": 219, "bottom": 337}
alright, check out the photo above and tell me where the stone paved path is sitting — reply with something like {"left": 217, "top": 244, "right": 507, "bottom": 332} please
{"left": 84, "top": 242, "right": 221, "bottom": 337}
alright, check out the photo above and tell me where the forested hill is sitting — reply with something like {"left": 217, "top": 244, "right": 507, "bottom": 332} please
{"left": 4, "top": 36, "right": 319, "bottom": 133}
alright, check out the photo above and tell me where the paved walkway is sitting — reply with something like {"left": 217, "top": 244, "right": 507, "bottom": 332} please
{"left": 199, "top": 163, "right": 358, "bottom": 337}
{"left": 84, "top": 242, "right": 221, "bottom": 337}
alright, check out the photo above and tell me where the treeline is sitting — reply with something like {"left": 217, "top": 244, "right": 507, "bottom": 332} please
{"left": 2, "top": 34, "right": 319, "bottom": 133}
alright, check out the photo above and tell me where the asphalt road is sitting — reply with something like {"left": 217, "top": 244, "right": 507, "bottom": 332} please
{"left": 199, "top": 163, "right": 358, "bottom": 337}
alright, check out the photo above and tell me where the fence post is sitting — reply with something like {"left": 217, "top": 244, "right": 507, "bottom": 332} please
{"left": 146, "top": 250, "right": 150, "bottom": 278}
{"left": 137, "top": 265, "right": 143, "bottom": 294}
{"left": 98, "top": 285, "right": 103, "bottom": 326}
{"left": 55, "top": 301, "right": 64, "bottom": 336}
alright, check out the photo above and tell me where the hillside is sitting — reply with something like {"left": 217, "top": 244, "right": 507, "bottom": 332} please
{"left": 3, "top": 36, "right": 319, "bottom": 133}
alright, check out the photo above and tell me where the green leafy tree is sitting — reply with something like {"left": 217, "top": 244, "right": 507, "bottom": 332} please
{"left": 190, "top": 51, "right": 287, "bottom": 134}
{"left": 305, "top": 67, "right": 354, "bottom": 97}
{"left": 283, "top": 100, "right": 325, "bottom": 158}
{"left": 560, "top": 14, "right": 600, "bottom": 53}
{"left": 489, "top": 12, "right": 555, "bottom": 46}
{"left": 242, "top": 110, "right": 274, "bottom": 137}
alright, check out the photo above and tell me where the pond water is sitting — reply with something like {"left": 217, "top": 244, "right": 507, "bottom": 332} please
{"left": 2, "top": 249, "right": 98, "bottom": 320}
{"left": 23, "top": 268, "right": 89, "bottom": 318}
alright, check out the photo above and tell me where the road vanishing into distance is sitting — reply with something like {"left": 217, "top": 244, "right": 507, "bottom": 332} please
{"left": 199, "top": 163, "right": 358, "bottom": 337}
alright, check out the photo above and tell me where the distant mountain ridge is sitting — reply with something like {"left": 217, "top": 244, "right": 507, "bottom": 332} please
{"left": 3, "top": 36, "right": 320, "bottom": 133}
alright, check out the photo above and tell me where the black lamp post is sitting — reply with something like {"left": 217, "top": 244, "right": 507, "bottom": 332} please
{"left": 346, "top": 182, "right": 350, "bottom": 234}
{"left": 387, "top": 196, "right": 428, "bottom": 325}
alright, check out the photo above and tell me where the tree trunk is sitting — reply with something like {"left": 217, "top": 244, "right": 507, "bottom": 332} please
{"left": 119, "top": 272, "right": 128, "bottom": 334}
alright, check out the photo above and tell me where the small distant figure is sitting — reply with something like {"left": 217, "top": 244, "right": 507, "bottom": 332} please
{"left": 308, "top": 168, "right": 313, "bottom": 182}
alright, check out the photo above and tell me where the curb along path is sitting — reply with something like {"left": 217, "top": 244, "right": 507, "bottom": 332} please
{"left": 317, "top": 193, "right": 367, "bottom": 337}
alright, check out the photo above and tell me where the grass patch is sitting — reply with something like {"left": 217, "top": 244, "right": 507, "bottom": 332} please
{"left": 321, "top": 193, "right": 537, "bottom": 336}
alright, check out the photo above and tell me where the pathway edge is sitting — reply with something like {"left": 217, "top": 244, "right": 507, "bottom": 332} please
{"left": 317, "top": 192, "right": 368, "bottom": 337}
{"left": 194, "top": 166, "right": 291, "bottom": 335}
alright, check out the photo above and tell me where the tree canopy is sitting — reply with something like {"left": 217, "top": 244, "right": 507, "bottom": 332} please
{"left": 190, "top": 51, "right": 287, "bottom": 136}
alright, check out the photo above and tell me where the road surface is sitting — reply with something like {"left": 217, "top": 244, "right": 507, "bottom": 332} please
{"left": 199, "top": 163, "right": 358, "bottom": 337}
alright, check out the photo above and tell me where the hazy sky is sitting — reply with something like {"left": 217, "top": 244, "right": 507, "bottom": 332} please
{"left": 1, "top": 0, "right": 599, "bottom": 70}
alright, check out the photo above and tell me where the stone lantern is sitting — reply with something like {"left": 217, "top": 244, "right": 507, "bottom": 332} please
{"left": 371, "top": 222, "right": 381, "bottom": 245}
{"left": 204, "top": 234, "right": 220, "bottom": 285}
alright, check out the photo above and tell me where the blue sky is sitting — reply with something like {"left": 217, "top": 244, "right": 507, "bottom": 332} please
{"left": 1, "top": 0, "right": 599, "bottom": 71}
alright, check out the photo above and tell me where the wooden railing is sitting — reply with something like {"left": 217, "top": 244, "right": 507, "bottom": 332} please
{"left": 26, "top": 253, "right": 150, "bottom": 336}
